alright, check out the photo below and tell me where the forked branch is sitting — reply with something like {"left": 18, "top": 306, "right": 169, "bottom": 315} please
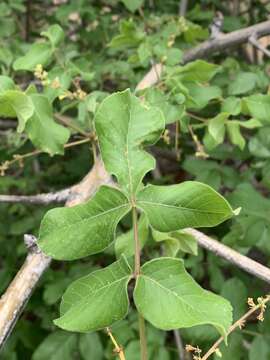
{"left": 0, "top": 158, "right": 112, "bottom": 350}
{"left": 136, "top": 20, "right": 270, "bottom": 91}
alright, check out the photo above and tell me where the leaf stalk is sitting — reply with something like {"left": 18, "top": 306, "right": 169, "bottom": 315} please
{"left": 132, "top": 206, "right": 148, "bottom": 360}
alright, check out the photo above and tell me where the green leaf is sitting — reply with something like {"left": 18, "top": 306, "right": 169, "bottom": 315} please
{"left": 228, "top": 72, "right": 257, "bottom": 95}
{"left": 115, "top": 214, "right": 149, "bottom": 258}
{"left": 0, "top": 76, "right": 15, "bottom": 92}
{"left": 152, "top": 230, "right": 198, "bottom": 256}
{"left": 226, "top": 122, "right": 245, "bottom": 150}
{"left": 38, "top": 186, "right": 131, "bottom": 260}
{"left": 54, "top": 256, "right": 132, "bottom": 332}
{"left": 208, "top": 113, "right": 228, "bottom": 145}
{"left": 121, "top": 0, "right": 144, "bottom": 12}
{"left": 186, "top": 83, "right": 222, "bottom": 110}
{"left": 165, "top": 48, "right": 183, "bottom": 66}
{"left": 176, "top": 60, "right": 221, "bottom": 82}
{"left": 79, "top": 333, "right": 103, "bottom": 360}
{"left": 13, "top": 42, "right": 53, "bottom": 71}
{"left": 236, "top": 118, "right": 262, "bottom": 129}
{"left": 25, "top": 94, "right": 70, "bottom": 155}
{"left": 244, "top": 94, "right": 270, "bottom": 124}
{"left": 0, "top": 90, "right": 34, "bottom": 132}
{"left": 172, "top": 231, "right": 198, "bottom": 255}
{"left": 137, "top": 182, "right": 234, "bottom": 232}
{"left": 41, "top": 24, "right": 64, "bottom": 47}
{"left": 221, "top": 97, "right": 241, "bottom": 115}
{"left": 221, "top": 278, "right": 247, "bottom": 320}
{"left": 95, "top": 89, "right": 165, "bottom": 196}
{"left": 144, "top": 88, "right": 184, "bottom": 125}
{"left": 109, "top": 20, "right": 144, "bottom": 49}
{"left": 249, "top": 127, "right": 270, "bottom": 158}
{"left": 134, "top": 257, "right": 232, "bottom": 336}
{"left": 32, "top": 331, "right": 77, "bottom": 360}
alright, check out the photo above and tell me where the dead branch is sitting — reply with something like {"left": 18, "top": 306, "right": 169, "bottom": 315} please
{"left": 0, "top": 157, "right": 112, "bottom": 205}
{"left": 136, "top": 20, "right": 270, "bottom": 91}
{"left": 0, "top": 158, "right": 112, "bottom": 350}
{"left": 179, "top": 0, "right": 188, "bottom": 17}
{"left": 0, "top": 188, "right": 72, "bottom": 205}
{"left": 249, "top": 32, "right": 270, "bottom": 58}
{"left": 184, "top": 20, "right": 270, "bottom": 62}
{"left": 185, "top": 228, "right": 270, "bottom": 284}
{"left": 0, "top": 120, "right": 17, "bottom": 129}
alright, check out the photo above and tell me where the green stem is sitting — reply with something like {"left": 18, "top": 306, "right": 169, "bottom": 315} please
{"left": 132, "top": 206, "right": 140, "bottom": 276}
{"left": 139, "top": 313, "right": 148, "bottom": 360}
{"left": 132, "top": 206, "right": 148, "bottom": 360}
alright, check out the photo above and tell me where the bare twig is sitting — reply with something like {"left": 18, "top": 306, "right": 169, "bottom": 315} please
{"left": 137, "top": 20, "right": 270, "bottom": 90}
{"left": 209, "top": 11, "right": 224, "bottom": 40}
{"left": 0, "top": 188, "right": 72, "bottom": 205}
{"left": 173, "top": 330, "right": 185, "bottom": 360}
{"left": 0, "top": 138, "right": 90, "bottom": 176}
{"left": 183, "top": 20, "right": 270, "bottom": 63}
{"left": 0, "top": 158, "right": 112, "bottom": 350}
{"left": 0, "top": 236, "right": 51, "bottom": 348}
{"left": 185, "top": 228, "right": 270, "bottom": 285}
{"left": 0, "top": 120, "right": 17, "bottom": 129}
{"left": 106, "top": 327, "right": 126, "bottom": 360}
{"left": 249, "top": 33, "right": 270, "bottom": 58}
{"left": 179, "top": 0, "right": 188, "bottom": 17}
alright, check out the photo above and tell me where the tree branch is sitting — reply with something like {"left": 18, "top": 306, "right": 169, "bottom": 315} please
{"left": 185, "top": 228, "right": 270, "bottom": 284}
{"left": 0, "top": 158, "right": 112, "bottom": 350}
{"left": 179, "top": 0, "right": 188, "bottom": 17}
{"left": 0, "top": 120, "right": 17, "bottom": 129}
{"left": 173, "top": 330, "right": 185, "bottom": 360}
{"left": 184, "top": 20, "right": 270, "bottom": 63}
{"left": 249, "top": 33, "right": 270, "bottom": 58}
{"left": 0, "top": 188, "right": 72, "bottom": 205}
{"left": 136, "top": 20, "right": 270, "bottom": 91}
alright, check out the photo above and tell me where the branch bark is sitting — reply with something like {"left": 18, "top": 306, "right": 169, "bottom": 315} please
{"left": 0, "top": 189, "right": 72, "bottom": 205}
{"left": 136, "top": 20, "right": 270, "bottom": 91}
{"left": 184, "top": 20, "right": 270, "bottom": 63}
{"left": 185, "top": 228, "right": 270, "bottom": 284}
{"left": 0, "top": 158, "right": 112, "bottom": 350}
{"left": 0, "top": 120, "right": 17, "bottom": 129}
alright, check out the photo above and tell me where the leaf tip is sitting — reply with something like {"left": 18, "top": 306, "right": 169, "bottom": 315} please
{"left": 233, "top": 207, "right": 241, "bottom": 216}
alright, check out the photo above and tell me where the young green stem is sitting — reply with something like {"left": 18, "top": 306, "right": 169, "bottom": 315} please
{"left": 139, "top": 313, "right": 148, "bottom": 360}
{"left": 132, "top": 206, "right": 140, "bottom": 277}
{"left": 132, "top": 206, "right": 148, "bottom": 360}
